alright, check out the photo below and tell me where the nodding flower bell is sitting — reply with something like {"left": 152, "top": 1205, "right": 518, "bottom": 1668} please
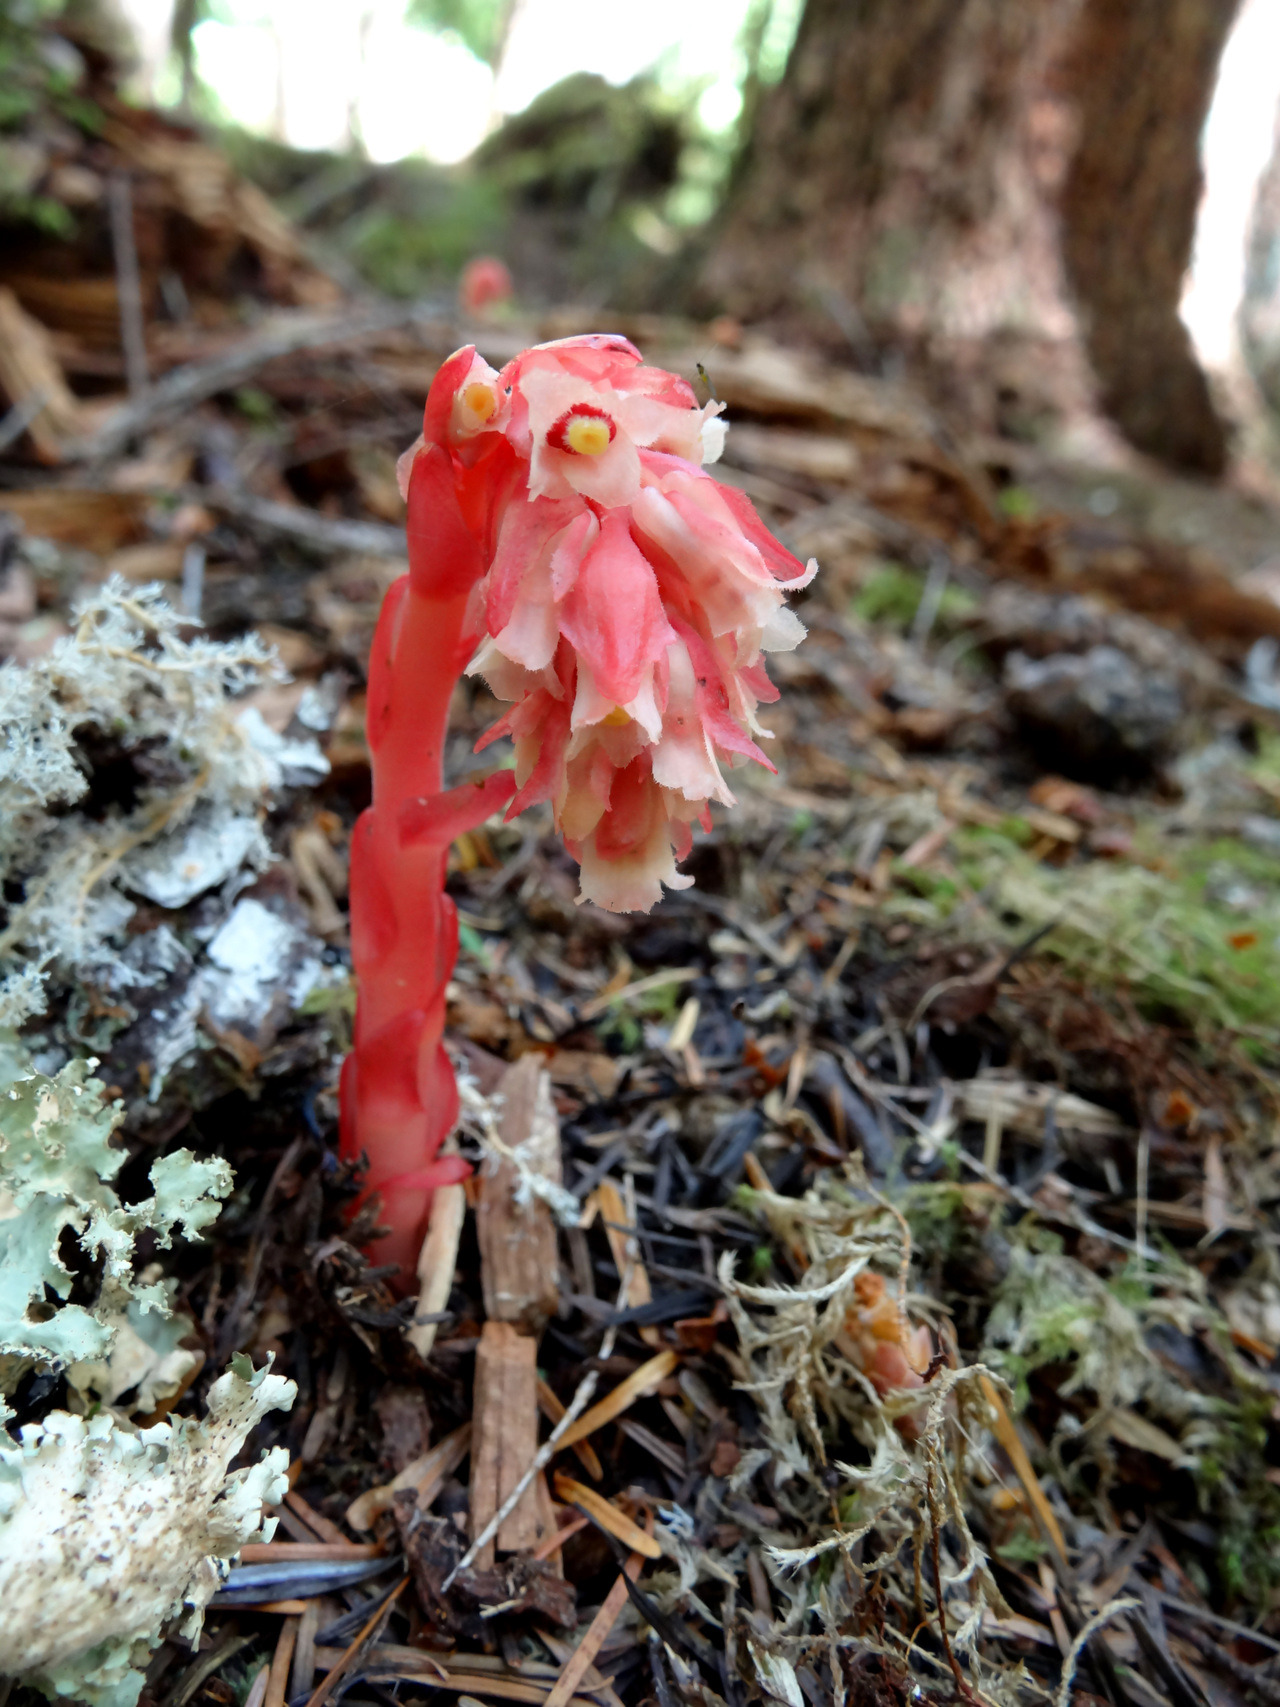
{"left": 341, "top": 333, "right": 816, "bottom": 1271}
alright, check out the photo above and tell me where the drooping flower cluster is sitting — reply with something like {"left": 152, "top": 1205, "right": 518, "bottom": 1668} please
{"left": 400, "top": 332, "right": 816, "bottom": 912}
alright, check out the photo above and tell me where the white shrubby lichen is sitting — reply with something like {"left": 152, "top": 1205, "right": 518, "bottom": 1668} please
{"left": 0, "top": 1357, "right": 293, "bottom": 1707}
{"left": 0, "top": 578, "right": 291, "bottom": 1025}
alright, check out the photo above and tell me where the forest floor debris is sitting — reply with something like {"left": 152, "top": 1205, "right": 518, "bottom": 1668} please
{"left": 5, "top": 150, "right": 1280, "bottom": 1707}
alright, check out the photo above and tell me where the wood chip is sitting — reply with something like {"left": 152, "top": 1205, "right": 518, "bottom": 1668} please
{"left": 104, "top": 540, "right": 186, "bottom": 582}
{"left": 230, "top": 1599, "right": 310, "bottom": 1615}
{"left": 0, "top": 286, "right": 83, "bottom": 462}
{"left": 723, "top": 421, "right": 860, "bottom": 482}
{"left": 556, "top": 1349, "right": 678, "bottom": 1449}
{"left": 1203, "top": 1134, "right": 1229, "bottom": 1241}
{"left": 477, "top": 1056, "right": 561, "bottom": 1333}
{"left": 0, "top": 487, "right": 147, "bottom": 550}
{"left": 550, "top": 1475, "right": 662, "bottom": 1559}
{"left": 470, "top": 1321, "right": 542, "bottom": 1566}
{"left": 954, "top": 1078, "right": 1130, "bottom": 1143}
{"left": 345, "top": 1421, "right": 471, "bottom": 1532}
{"left": 407, "top": 1139, "right": 467, "bottom": 1358}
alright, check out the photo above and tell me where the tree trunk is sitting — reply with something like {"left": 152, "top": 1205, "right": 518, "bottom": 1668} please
{"left": 1058, "top": 0, "right": 1239, "bottom": 473}
{"left": 1242, "top": 99, "right": 1280, "bottom": 416}
{"left": 701, "top": 0, "right": 1237, "bottom": 475}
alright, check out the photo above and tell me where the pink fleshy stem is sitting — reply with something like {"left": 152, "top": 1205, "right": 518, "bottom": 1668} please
{"left": 338, "top": 442, "right": 516, "bottom": 1276}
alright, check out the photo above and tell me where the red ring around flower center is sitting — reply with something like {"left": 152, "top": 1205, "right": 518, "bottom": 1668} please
{"left": 547, "top": 404, "right": 617, "bottom": 456}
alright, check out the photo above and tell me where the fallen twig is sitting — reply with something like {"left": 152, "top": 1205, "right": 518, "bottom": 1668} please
{"left": 201, "top": 487, "right": 406, "bottom": 557}
{"left": 73, "top": 301, "right": 435, "bottom": 462}
{"left": 303, "top": 1574, "right": 409, "bottom": 1707}
{"left": 540, "top": 1551, "right": 646, "bottom": 1707}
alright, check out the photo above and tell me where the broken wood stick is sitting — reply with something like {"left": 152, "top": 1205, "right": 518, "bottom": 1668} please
{"left": 532, "top": 1513, "right": 591, "bottom": 1562}
{"left": 285, "top": 1487, "right": 349, "bottom": 1546}
{"left": 470, "top": 1321, "right": 543, "bottom": 1566}
{"left": 291, "top": 1602, "right": 320, "bottom": 1701}
{"left": 978, "top": 1371, "right": 1070, "bottom": 1563}
{"left": 304, "top": 1576, "right": 409, "bottom": 1707}
{"left": 477, "top": 1054, "right": 562, "bottom": 1333}
{"left": 309, "top": 1648, "right": 599, "bottom": 1707}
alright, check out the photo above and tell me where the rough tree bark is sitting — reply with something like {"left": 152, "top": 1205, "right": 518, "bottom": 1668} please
{"left": 702, "top": 0, "right": 1239, "bottom": 475}
{"left": 702, "top": 0, "right": 1068, "bottom": 337}
{"left": 1242, "top": 98, "right": 1280, "bottom": 416}
{"left": 1058, "top": 0, "right": 1240, "bottom": 473}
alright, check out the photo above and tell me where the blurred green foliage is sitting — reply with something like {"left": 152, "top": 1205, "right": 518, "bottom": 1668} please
{"left": 406, "top": 0, "right": 512, "bottom": 68}
{"left": 0, "top": 0, "right": 108, "bottom": 233}
{"left": 851, "top": 561, "right": 980, "bottom": 634}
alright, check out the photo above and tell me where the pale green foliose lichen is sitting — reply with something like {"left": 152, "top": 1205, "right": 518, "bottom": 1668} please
{"left": 0, "top": 1030, "right": 229, "bottom": 1392}
{"left": 0, "top": 1035, "right": 295, "bottom": 1704}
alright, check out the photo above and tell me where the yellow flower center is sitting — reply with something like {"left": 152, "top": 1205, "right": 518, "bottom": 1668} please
{"left": 461, "top": 381, "right": 498, "bottom": 422}
{"left": 563, "top": 414, "right": 613, "bottom": 456}
{"left": 602, "top": 706, "right": 631, "bottom": 727}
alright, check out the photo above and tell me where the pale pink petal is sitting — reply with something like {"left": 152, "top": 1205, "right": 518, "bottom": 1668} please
{"left": 557, "top": 432, "right": 642, "bottom": 508}
{"left": 710, "top": 480, "right": 819, "bottom": 588}
{"left": 651, "top": 641, "right": 734, "bottom": 805}
{"left": 574, "top": 760, "right": 693, "bottom": 912}
{"left": 570, "top": 656, "right": 616, "bottom": 732}
{"left": 760, "top": 605, "right": 807, "bottom": 652}
{"left": 611, "top": 391, "right": 702, "bottom": 459}
{"left": 504, "top": 692, "right": 572, "bottom": 815}
{"left": 677, "top": 621, "right": 775, "bottom": 772}
{"left": 502, "top": 334, "right": 643, "bottom": 393}
{"left": 396, "top": 434, "right": 424, "bottom": 499}
{"left": 493, "top": 567, "right": 560, "bottom": 671}
{"left": 623, "top": 669, "right": 664, "bottom": 745}
{"left": 559, "top": 510, "right": 676, "bottom": 708}
{"left": 492, "top": 510, "right": 597, "bottom": 672}
{"left": 625, "top": 364, "right": 699, "bottom": 408}
{"left": 631, "top": 484, "right": 776, "bottom": 645}
{"left": 466, "top": 635, "right": 559, "bottom": 702}
{"left": 548, "top": 509, "right": 597, "bottom": 599}
{"left": 484, "top": 494, "right": 580, "bottom": 634}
